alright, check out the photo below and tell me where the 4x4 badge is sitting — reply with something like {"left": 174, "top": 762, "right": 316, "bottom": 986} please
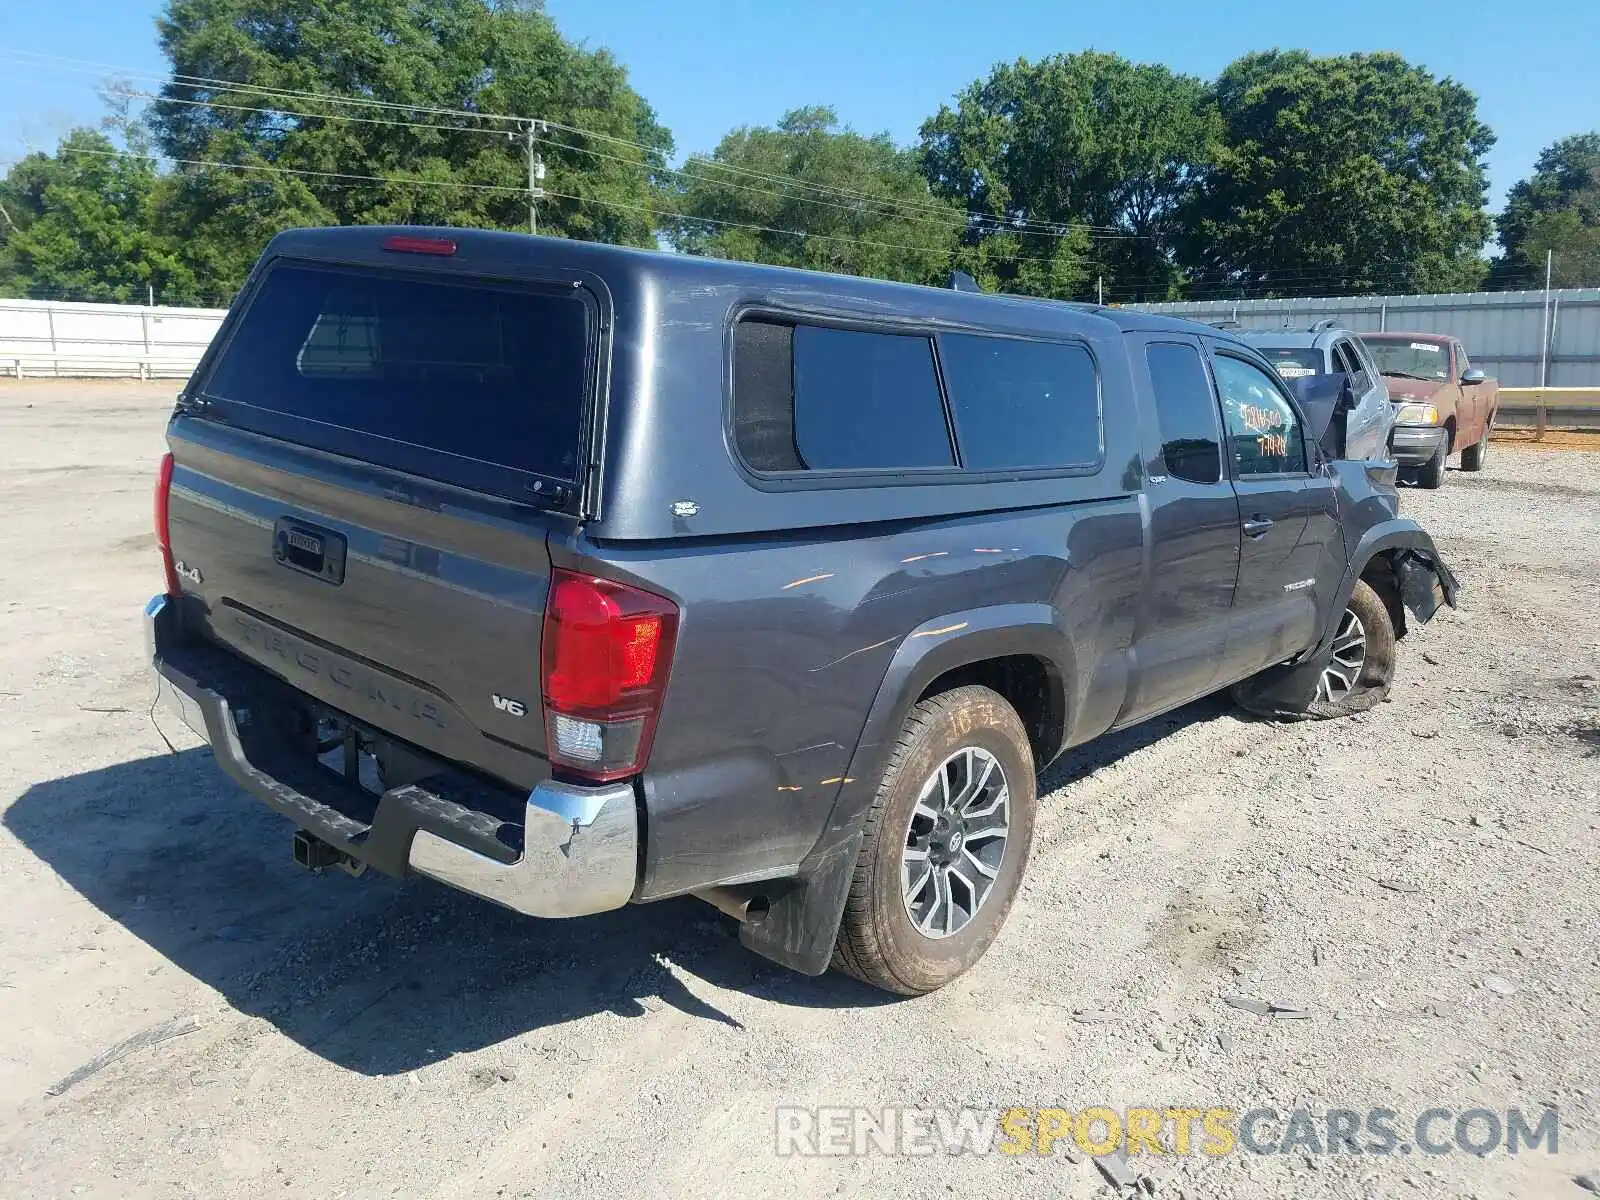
{"left": 174, "top": 560, "right": 202, "bottom": 585}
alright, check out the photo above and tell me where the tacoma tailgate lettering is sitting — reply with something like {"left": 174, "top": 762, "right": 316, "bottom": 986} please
{"left": 230, "top": 613, "right": 448, "bottom": 731}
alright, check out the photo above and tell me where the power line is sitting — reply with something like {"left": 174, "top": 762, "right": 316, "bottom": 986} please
{"left": 16, "top": 142, "right": 1532, "bottom": 301}
{"left": 60, "top": 145, "right": 533, "bottom": 196}
{"left": 55, "top": 145, "right": 1081, "bottom": 268}
{"left": 110, "top": 86, "right": 519, "bottom": 139}
{"left": 1, "top": 49, "right": 1145, "bottom": 241}
{"left": 21, "top": 51, "right": 1561, "bottom": 295}
{"left": 145, "top": 77, "right": 1134, "bottom": 239}
{"left": 111, "top": 86, "right": 1131, "bottom": 241}
{"left": 0, "top": 51, "right": 531, "bottom": 128}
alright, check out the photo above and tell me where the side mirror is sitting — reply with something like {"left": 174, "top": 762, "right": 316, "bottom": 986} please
{"left": 1461, "top": 367, "right": 1486, "bottom": 385}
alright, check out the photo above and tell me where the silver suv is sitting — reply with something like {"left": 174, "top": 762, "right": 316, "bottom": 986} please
{"left": 1236, "top": 322, "right": 1395, "bottom": 461}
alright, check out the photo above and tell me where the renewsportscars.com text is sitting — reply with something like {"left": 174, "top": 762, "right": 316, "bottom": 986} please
{"left": 775, "top": 1105, "right": 1559, "bottom": 1159}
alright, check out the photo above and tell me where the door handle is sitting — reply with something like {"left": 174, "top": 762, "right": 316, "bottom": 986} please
{"left": 1242, "top": 517, "right": 1275, "bottom": 539}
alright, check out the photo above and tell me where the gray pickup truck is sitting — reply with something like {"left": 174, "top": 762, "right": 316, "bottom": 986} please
{"left": 148, "top": 228, "right": 1458, "bottom": 994}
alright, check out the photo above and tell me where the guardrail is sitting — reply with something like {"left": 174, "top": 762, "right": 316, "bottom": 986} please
{"left": 1494, "top": 388, "right": 1600, "bottom": 438}
{"left": 5, "top": 354, "right": 200, "bottom": 380}
{"left": 1, "top": 297, "right": 224, "bottom": 380}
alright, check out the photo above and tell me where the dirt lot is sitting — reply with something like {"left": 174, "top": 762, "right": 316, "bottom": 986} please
{"left": 2, "top": 380, "right": 1598, "bottom": 1200}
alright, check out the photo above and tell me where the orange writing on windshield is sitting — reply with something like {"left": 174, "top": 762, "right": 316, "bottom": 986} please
{"left": 1239, "top": 403, "right": 1283, "bottom": 434}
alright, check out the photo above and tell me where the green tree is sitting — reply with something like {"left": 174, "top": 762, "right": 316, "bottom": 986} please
{"left": 149, "top": 0, "right": 673, "bottom": 296}
{"left": 1490, "top": 133, "right": 1600, "bottom": 287}
{"left": 0, "top": 129, "right": 199, "bottom": 303}
{"left": 1512, "top": 209, "right": 1600, "bottom": 289}
{"left": 667, "top": 107, "right": 960, "bottom": 286}
{"left": 918, "top": 52, "right": 1215, "bottom": 301}
{"left": 1183, "top": 51, "right": 1493, "bottom": 296}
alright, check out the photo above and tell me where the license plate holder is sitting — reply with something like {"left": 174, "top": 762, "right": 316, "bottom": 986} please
{"left": 273, "top": 518, "right": 347, "bottom": 585}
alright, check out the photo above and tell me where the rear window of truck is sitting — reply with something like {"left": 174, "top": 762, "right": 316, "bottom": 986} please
{"left": 1255, "top": 346, "right": 1323, "bottom": 380}
{"left": 201, "top": 262, "right": 592, "bottom": 495}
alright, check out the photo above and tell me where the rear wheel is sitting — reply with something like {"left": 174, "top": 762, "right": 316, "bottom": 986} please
{"left": 1460, "top": 421, "right": 1491, "bottom": 472}
{"left": 833, "top": 685, "right": 1036, "bottom": 995}
{"left": 1302, "top": 580, "right": 1397, "bottom": 719}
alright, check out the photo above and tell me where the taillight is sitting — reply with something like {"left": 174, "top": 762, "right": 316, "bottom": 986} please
{"left": 541, "top": 569, "right": 678, "bottom": 782}
{"left": 154, "top": 451, "right": 182, "bottom": 596}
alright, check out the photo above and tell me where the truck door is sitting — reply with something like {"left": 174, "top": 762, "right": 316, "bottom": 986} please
{"left": 1453, "top": 341, "right": 1484, "bottom": 443}
{"left": 1333, "top": 336, "right": 1385, "bottom": 460}
{"left": 1116, "top": 337, "right": 1241, "bottom": 725}
{"left": 1208, "top": 348, "right": 1341, "bottom": 682}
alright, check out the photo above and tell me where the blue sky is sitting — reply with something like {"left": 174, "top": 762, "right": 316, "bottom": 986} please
{"left": 3, "top": 0, "right": 1595, "bottom": 223}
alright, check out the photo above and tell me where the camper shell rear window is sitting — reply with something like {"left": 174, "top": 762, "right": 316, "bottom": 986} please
{"left": 200, "top": 260, "right": 594, "bottom": 500}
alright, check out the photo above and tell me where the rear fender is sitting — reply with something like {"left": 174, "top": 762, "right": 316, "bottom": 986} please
{"left": 737, "top": 604, "right": 1075, "bottom": 975}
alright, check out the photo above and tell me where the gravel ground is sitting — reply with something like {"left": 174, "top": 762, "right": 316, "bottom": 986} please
{"left": 2, "top": 381, "right": 1598, "bottom": 1200}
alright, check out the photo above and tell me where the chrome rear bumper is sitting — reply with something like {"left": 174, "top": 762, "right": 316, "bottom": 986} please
{"left": 408, "top": 780, "right": 637, "bottom": 918}
{"left": 146, "top": 594, "right": 638, "bottom": 919}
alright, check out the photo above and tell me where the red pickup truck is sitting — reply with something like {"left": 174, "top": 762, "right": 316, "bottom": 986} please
{"left": 1359, "top": 332, "right": 1499, "bottom": 489}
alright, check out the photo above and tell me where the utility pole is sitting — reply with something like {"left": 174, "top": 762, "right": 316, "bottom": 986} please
{"left": 1539, "top": 248, "right": 1553, "bottom": 388}
{"left": 519, "top": 120, "right": 547, "bottom": 235}
{"left": 1097, "top": 274, "right": 1103, "bottom": 306}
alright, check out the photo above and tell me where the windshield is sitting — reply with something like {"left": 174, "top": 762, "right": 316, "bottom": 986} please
{"left": 1361, "top": 338, "right": 1450, "bottom": 382}
{"left": 1252, "top": 346, "right": 1324, "bottom": 381}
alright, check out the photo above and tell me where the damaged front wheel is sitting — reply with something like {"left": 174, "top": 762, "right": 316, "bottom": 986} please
{"left": 1302, "top": 580, "right": 1397, "bottom": 718}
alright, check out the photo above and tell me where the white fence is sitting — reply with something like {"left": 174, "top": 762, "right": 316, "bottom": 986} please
{"left": 0, "top": 297, "right": 226, "bottom": 379}
{"left": 8, "top": 286, "right": 1600, "bottom": 387}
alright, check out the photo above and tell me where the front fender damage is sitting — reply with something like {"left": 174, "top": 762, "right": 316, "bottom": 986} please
{"left": 1393, "top": 547, "right": 1459, "bottom": 623}
{"left": 1232, "top": 546, "right": 1460, "bottom": 721}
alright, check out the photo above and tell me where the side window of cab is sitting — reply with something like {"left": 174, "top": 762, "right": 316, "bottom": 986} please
{"left": 1333, "top": 339, "right": 1371, "bottom": 394}
{"left": 1211, "top": 354, "right": 1309, "bottom": 476}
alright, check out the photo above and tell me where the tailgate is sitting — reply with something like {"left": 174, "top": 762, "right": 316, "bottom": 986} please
{"left": 164, "top": 256, "right": 598, "bottom": 786}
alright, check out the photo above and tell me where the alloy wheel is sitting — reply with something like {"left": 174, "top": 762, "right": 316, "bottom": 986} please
{"left": 901, "top": 746, "right": 1010, "bottom": 939}
{"left": 1317, "top": 607, "right": 1368, "bottom": 702}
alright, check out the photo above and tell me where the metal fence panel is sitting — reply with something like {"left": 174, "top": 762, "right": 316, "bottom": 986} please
{"left": 1136, "top": 289, "right": 1600, "bottom": 387}
{"left": 7, "top": 288, "right": 1600, "bottom": 387}
{"left": 0, "top": 297, "right": 226, "bottom": 379}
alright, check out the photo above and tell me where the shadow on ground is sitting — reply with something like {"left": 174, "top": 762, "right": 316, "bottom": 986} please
{"left": 1038, "top": 693, "right": 1233, "bottom": 795}
{"left": 6, "top": 747, "right": 892, "bottom": 1077}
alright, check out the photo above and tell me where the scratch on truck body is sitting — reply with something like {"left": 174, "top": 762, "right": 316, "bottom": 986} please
{"left": 809, "top": 636, "right": 897, "bottom": 673}
{"left": 782, "top": 573, "right": 835, "bottom": 590}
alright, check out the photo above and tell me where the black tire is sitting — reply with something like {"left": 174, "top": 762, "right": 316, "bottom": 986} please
{"left": 1460, "top": 423, "right": 1491, "bottom": 472}
{"left": 1417, "top": 439, "right": 1447, "bottom": 489}
{"left": 832, "top": 685, "right": 1036, "bottom": 996}
{"left": 1301, "top": 580, "right": 1397, "bottom": 719}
